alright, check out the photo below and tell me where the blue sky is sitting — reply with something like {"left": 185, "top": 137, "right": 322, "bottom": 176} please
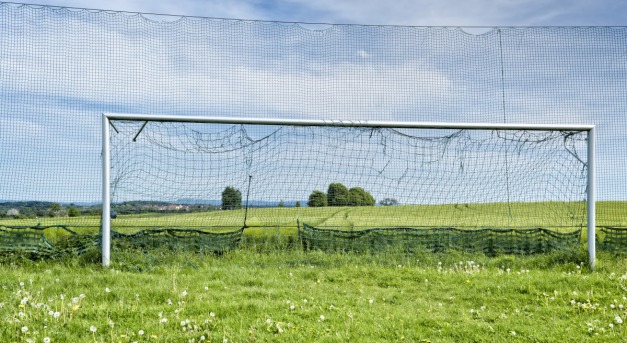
{"left": 1, "top": 1, "right": 626, "bottom": 205}
{"left": 25, "top": 0, "right": 627, "bottom": 26}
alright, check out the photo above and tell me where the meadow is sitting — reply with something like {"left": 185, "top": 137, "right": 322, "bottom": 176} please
{"left": 1, "top": 201, "right": 627, "bottom": 342}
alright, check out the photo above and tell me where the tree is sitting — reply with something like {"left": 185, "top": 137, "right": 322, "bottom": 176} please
{"left": 348, "top": 187, "right": 376, "bottom": 206}
{"left": 295, "top": 201, "right": 301, "bottom": 208}
{"left": 308, "top": 190, "right": 327, "bottom": 207}
{"left": 379, "top": 198, "right": 399, "bottom": 206}
{"left": 6, "top": 208, "right": 19, "bottom": 217}
{"left": 327, "top": 183, "right": 349, "bottom": 206}
{"left": 221, "top": 186, "right": 242, "bottom": 210}
{"left": 68, "top": 206, "right": 80, "bottom": 217}
{"left": 48, "top": 203, "right": 62, "bottom": 217}
{"left": 278, "top": 200, "right": 285, "bottom": 208}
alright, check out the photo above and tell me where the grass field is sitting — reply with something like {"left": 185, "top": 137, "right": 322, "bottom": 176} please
{"left": 1, "top": 249, "right": 627, "bottom": 342}
{"left": 6, "top": 200, "right": 627, "bottom": 231}
{"left": 1, "top": 201, "right": 626, "bottom": 342}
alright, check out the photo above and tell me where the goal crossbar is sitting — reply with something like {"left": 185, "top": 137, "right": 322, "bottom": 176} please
{"left": 101, "top": 113, "right": 596, "bottom": 269}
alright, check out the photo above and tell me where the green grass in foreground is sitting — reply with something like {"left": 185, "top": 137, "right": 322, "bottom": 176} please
{"left": 1, "top": 248, "right": 627, "bottom": 342}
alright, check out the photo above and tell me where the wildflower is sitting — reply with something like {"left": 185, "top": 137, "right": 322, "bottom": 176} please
{"left": 138, "top": 330, "right": 144, "bottom": 336}
{"left": 44, "top": 338, "right": 50, "bottom": 343}
{"left": 89, "top": 326, "right": 97, "bottom": 333}
{"left": 320, "top": 315, "right": 325, "bottom": 321}
{"left": 615, "top": 316, "right": 623, "bottom": 324}
{"left": 180, "top": 321, "right": 186, "bottom": 327}
{"left": 609, "top": 323, "right": 614, "bottom": 328}
{"left": 204, "top": 286, "right": 209, "bottom": 291}
{"left": 369, "top": 299, "right": 374, "bottom": 304}
{"left": 290, "top": 305, "right": 295, "bottom": 310}
{"left": 200, "top": 335, "right": 206, "bottom": 341}
{"left": 160, "top": 318, "right": 168, "bottom": 324}
{"left": 21, "top": 326, "right": 28, "bottom": 333}
{"left": 105, "top": 288, "right": 111, "bottom": 293}
{"left": 181, "top": 290, "right": 187, "bottom": 297}
{"left": 210, "top": 312, "right": 215, "bottom": 317}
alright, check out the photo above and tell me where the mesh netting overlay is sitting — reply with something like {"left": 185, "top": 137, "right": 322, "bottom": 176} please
{"left": 1, "top": 3, "right": 626, "bottom": 238}
{"left": 0, "top": 225, "right": 243, "bottom": 257}
{"left": 299, "top": 224, "right": 581, "bottom": 254}
{"left": 109, "top": 121, "right": 588, "bottom": 231}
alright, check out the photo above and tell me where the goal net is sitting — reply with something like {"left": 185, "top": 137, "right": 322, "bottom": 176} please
{"left": 102, "top": 114, "right": 593, "bottom": 262}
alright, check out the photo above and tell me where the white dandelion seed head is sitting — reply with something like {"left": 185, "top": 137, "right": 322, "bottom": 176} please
{"left": 105, "top": 288, "right": 111, "bottom": 293}
{"left": 89, "top": 326, "right": 97, "bottom": 333}
{"left": 21, "top": 326, "right": 28, "bottom": 333}
{"left": 210, "top": 312, "right": 215, "bottom": 317}
{"left": 138, "top": 330, "right": 144, "bottom": 335}
{"left": 615, "top": 315, "right": 623, "bottom": 324}
{"left": 320, "top": 315, "right": 325, "bottom": 321}
{"left": 290, "top": 305, "right": 295, "bottom": 310}
{"left": 53, "top": 311, "right": 61, "bottom": 319}
{"left": 44, "top": 337, "right": 51, "bottom": 343}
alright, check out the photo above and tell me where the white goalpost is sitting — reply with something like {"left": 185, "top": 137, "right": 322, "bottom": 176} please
{"left": 101, "top": 112, "right": 596, "bottom": 269}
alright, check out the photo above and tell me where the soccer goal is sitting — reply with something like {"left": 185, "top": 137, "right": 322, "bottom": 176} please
{"left": 101, "top": 113, "right": 596, "bottom": 268}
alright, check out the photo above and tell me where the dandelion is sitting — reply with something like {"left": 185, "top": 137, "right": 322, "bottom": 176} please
{"left": 20, "top": 282, "right": 24, "bottom": 288}
{"left": 181, "top": 290, "right": 187, "bottom": 297}
{"left": 138, "top": 330, "right": 144, "bottom": 336}
{"left": 210, "top": 311, "right": 215, "bottom": 317}
{"left": 105, "top": 288, "right": 111, "bottom": 293}
{"left": 180, "top": 320, "right": 186, "bottom": 327}
{"left": 204, "top": 286, "right": 209, "bottom": 291}
{"left": 609, "top": 323, "right": 614, "bottom": 328}
{"left": 200, "top": 336, "right": 206, "bottom": 341}
{"left": 53, "top": 311, "right": 61, "bottom": 319}
{"left": 290, "top": 305, "right": 295, "bottom": 310}
{"left": 510, "top": 331, "right": 516, "bottom": 336}
{"left": 21, "top": 326, "right": 28, "bottom": 333}
{"left": 320, "top": 315, "right": 325, "bottom": 321}
{"left": 89, "top": 326, "right": 97, "bottom": 333}
{"left": 615, "top": 315, "right": 623, "bottom": 324}
{"left": 44, "top": 338, "right": 50, "bottom": 343}
{"left": 369, "top": 299, "right": 374, "bottom": 304}
{"left": 160, "top": 318, "right": 168, "bottom": 324}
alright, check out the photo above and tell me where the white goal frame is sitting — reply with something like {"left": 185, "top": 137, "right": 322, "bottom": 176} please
{"left": 101, "top": 112, "right": 596, "bottom": 269}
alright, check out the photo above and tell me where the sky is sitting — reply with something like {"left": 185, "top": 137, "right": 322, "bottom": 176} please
{"left": 19, "top": 0, "right": 627, "bottom": 26}
{"left": 1, "top": 1, "right": 626, "bottom": 206}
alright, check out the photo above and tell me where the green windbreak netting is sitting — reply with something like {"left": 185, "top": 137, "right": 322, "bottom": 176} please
{"left": 0, "top": 225, "right": 243, "bottom": 257}
{"left": 598, "top": 227, "right": 627, "bottom": 253}
{"left": 300, "top": 224, "right": 581, "bottom": 254}
{"left": 1, "top": 3, "right": 627, "bottom": 255}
